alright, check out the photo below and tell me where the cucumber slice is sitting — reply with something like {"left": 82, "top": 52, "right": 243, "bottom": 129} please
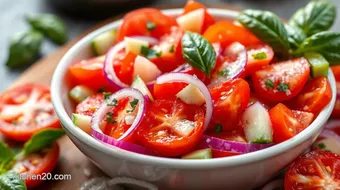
{"left": 242, "top": 102, "right": 273, "bottom": 143}
{"left": 69, "top": 85, "right": 95, "bottom": 103}
{"left": 181, "top": 148, "right": 212, "bottom": 159}
{"left": 72, "top": 113, "right": 91, "bottom": 134}
{"left": 176, "top": 84, "right": 205, "bottom": 105}
{"left": 304, "top": 52, "right": 329, "bottom": 78}
{"left": 91, "top": 29, "right": 116, "bottom": 55}
{"left": 131, "top": 75, "right": 154, "bottom": 101}
{"left": 124, "top": 37, "right": 149, "bottom": 55}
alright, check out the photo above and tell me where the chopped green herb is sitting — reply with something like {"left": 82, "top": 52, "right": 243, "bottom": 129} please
{"left": 140, "top": 46, "right": 161, "bottom": 59}
{"left": 107, "top": 98, "right": 118, "bottom": 107}
{"left": 318, "top": 142, "right": 326, "bottom": 149}
{"left": 156, "top": 51, "right": 162, "bottom": 57}
{"left": 98, "top": 87, "right": 106, "bottom": 93}
{"left": 265, "top": 79, "right": 275, "bottom": 88}
{"left": 169, "top": 45, "right": 175, "bottom": 53}
{"left": 106, "top": 115, "right": 116, "bottom": 124}
{"left": 103, "top": 92, "right": 112, "bottom": 100}
{"left": 252, "top": 52, "right": 267, "bottom": 60}
{"left": 12, "top": 120, "right": 18, "bottom": 125}
{"left": 182, "top": 117, "right": 187, "bottom": 121}
{"left": 214, "top": 124, "right": 223, "bottom": 133}
{"left": 126, "top": 99, "right": 139, "bottom": 113}
{"left": 107, "top": 112, "right": 113, "bottom": 117}
{"left": 217, "top": 69, "right": 229, "bottom": 76}
{"left": 277, "top": 82, "right": 289, "bottom": 92}
{"left": 146, "top": 21, "right": 156, "bottom": 31}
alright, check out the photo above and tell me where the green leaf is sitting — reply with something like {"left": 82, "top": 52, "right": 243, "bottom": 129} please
{"left": 0, "top": 171, "right": 26, "bottom": 190}
{"left": 289, "top": 1, "right": 336, "bottom": 36}
{"left": 0, "top": 143, "right": 15, "bottom": 173}
{"left": 182, "top": 32, "right": 216, "bottom": 76}
{"left": 294, "top": 31, "right": 340, "bottom": 65}
{"left": 23, "top": 129, "right": 65, "bottom": 155}
{"left": 140, "top": 46, "right": 161, "bottom": 59}
{"left": 26, "top": 14, "right": 67, "bottom": 45}
{"left": 237, "top": 9, "right": 290, "bottom": 54}
{"left": 6, "top": 30, "right": 43, "bottom": 68}
{"left": 285, "top": 24, "right": 307, "bottom": 50}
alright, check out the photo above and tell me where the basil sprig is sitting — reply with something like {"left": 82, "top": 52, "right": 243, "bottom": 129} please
{"left": 0, "top": 171, "right": 26, "bottom": 190}
{"left": 181, "top": 32, "right": 216, "bottom": 76}
{"left": 285, "top": 24, "right": 307, "bottom": 50}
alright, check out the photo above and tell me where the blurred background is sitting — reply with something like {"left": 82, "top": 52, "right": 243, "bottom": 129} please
{"left": 0, "top": 0, "right": 339, "bottom": 92}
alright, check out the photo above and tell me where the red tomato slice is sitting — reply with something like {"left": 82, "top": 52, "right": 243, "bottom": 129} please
{"left": 285, "top": 150, "right": 340, "bottom": 190}
{"left": 269, "top": 103, "right": 305, "bottom": 143}
{"left": 209, "top": 78, "right": 250, "bottom": 131}
{"left": 203, "top": 21, "right": 261, "bottom": 47}
{"left": 183, "top": 0, "right": 215, "bottom": 32}
{"left": 137, "top": 99, "right": 204, "bottom": 157}
{"left": 292, "top": 110, "right": 314, "bottom": 128}
{"left": 153, "top": 82, "right": 187, "bottom": 100}
{"left": 117, "top": 8, "right": 177, "bottom": 41}
{"left": 331, "top": 82, "right": 340, "bottom": 118}
{"left": 0, "top": 84, "right": 60, "bottom": 141}
{"left": 12, "top": 143, "right": 59, "bottom": 188}
{"left": 252, "top": 57, "right": 310, "bottom": 102}
{"left": 245, "top": 43, "right": 274, "bottom": 75}
{"left": 331, "top": 65, "right": 340, "bottom": 81}
{"left": 113, "top": 51, "right": 137, "bottom": 85}
{"left": 288, "top": 77, "right": 332, "bottom": 115}
{"left": 75, "top": 93, "right": 105, "bottom": 117}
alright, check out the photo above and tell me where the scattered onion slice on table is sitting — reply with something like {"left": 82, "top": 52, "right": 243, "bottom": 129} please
{"left": 324, "top": 119, "right": 340, "bottom": 134}
{"left": 103, "top": 36, "right": 159, "bottom": 89}
{"left": 156, "top": 73, "right": 213, "bottom": 131}
{"left": 262, "top": 179, "right": 284, "bottom": 190}
{"left": 314, "top": 129, "right": 340, "bottom": 154}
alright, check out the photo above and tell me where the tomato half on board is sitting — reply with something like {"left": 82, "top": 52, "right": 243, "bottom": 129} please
{"left": 0, "top": 84, "right": 60, "bottom": 141}
{"left": 116, "top": 8, "right": 177, "bottom": 41}
{"left": 288, "top": 77, "right": 332, "bottom": 115}
{"left": 12, "top": 143, "right": 60, "bottom": 188}
{"left": 183, "top": 0, "right": 215, "bottom": 32}
{"left": 137, "top": 99, "right": 204, "bottom": 157}
{"left": 245, "top": 43, "right": 274, "bottom": 75}
{"left": 252, "top": 57, "right": 310, "bottom": 102}
{"left": 269, "top": 103, "right": 305, "bottom": 143}
{"left": 209, "top": 78, "right": 250, "bottom": 131}
{"left": 285, "top": 150, "right": 340, "bottom": 190}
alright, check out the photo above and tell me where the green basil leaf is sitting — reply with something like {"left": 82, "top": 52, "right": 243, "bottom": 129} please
{"left": 295, "top": 31, "right": 340, "bottom": 65}
{"left": 26, "top": 14, "right": 67, "bottom": 45}
{"left": 6, "top": 30, "right": 43, "bottom": 68}
{"left": 289, "top": 1, "right": 336, "bottom": 36}
{"left": 182, "top": 32, "right": 216, "bottom": 76}
{"left": 237, "top": 9, "right": 290, "bottom": 54}
{"left": 0, "top": 171, "right": 26, "bottom": 190}
{"left": 23, "top": 129, "right": 65, "bottom": 155}
{"left": 0, "top": 143, "right": 15, "bottom": 173}
{"left": 285, "top": 24, "right": 307, "bottom": 50}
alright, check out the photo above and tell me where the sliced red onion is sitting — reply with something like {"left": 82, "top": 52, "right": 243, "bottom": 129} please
{"left": 336, "top": 82, "right": 340, "bottom": 99}
{"left": 172, "top": 63, "right": 192, "bottom": 73}
{"left": 156, "top": 73, "right": 213, "bottom": 131}
{"left": 314, "top": 129, "right": 340, "bottom": 155}
{"left": 262, "top": 179, "right": 284, "bottom": 190}
{"left": 209, "top": 42, "right": 247, "bottom": 87}
{"left": 103, "top": 36, "right": 159, "bottom": 89}
{"left": 91, "top": 88, "right": 145, "bottom": 142}
{"left": 324, "top": 120, "right": 340, "bottom": 134}
{"left": 198, "top": 135, "right": 273, "bottom": 153}
{"left": 212, "top": 43, "right": 222, "bottom": 58}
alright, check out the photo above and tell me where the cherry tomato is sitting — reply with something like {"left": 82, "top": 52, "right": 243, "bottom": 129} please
{"left": 288, "top": 77, "right": 332, "bottom": 115}
{"left": 183, "top": 0, "right": 215, "bottom": 32}
{"left": 269, "top": 103, "right": 305, "bottom": 143}
{"left": 209, "top": 79, "right": 250, "bottom": 131}
{"left": 153, "top": 82, "right": 187, "bottom": 100}
{"left": 203, "top": 21, "right": 261, "bottom": 48}
{"left": 331, "top": 65, "right": 340, "bottom": 81}
{"left": 75, "top": 93, "right": 104, "bottom": 117}
{"left": 137, "top": 99, "right": 204, "bottom": 157}
{"left": 252, "top": 57, "right": 310, "bottom": 102}
{"left": 0, "top": 84, "right": 60, "bottom": 141}
{"left": 117, "top": 8, "right": 177, "bottom": 41}
{"left": 245, "top": 43, "right": 274, "bottom": 75}
{"left": 285, "top": 150, "right": 340, "bottom": 190}
{"left": 12, "top": 143, "right": 59, "bottom": 188}
{"left": 291, "top": 110, "right": 314, "bottom": 128}
{"left": 331, "top": 82, "right": 340, "bottom": 118}
{"left": 113, "top": 51, "right": 137, "bottom": 85}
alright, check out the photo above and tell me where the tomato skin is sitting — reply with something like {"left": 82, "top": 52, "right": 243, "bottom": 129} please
{"left": 117, "top": 8, "right": 177, "bottom": 41}
{"left": 75, "top": 93, "right": 104, "bottom": 117}
{"left": 209, "top": 78, "right": 250, "bottom": 131}
{"left": 331, "top": 65, "right": 340, "bottom": 81}
{"left": 245, "top": 43, "right": 274, "bottom": 75}
{"left": 331, "top": 82, "right": 340, "bottom": 118}
{"left": 183, "top": 0, "right": 215, "bottom": 32}
{"left": 153, "top": 82, "right": 187, "bottom": 100}
{"left": 288, "top": 77, "right": 332, "bottom": 115}
{"left": 203, "top": 21, "right": 261, "bottom": 47}
{"left": 252, "top": 57, "right": 310, "bottom": 102}
{"left": 212, "top": 150, "right": 240, "bottom": 158}
{"left": 285, "top": 150, "right": 340, "bottom": 190}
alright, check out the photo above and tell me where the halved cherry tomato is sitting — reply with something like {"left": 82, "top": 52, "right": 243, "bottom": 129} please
{"left": 252, "top": 57, "right": 310, "bottom": 102}
{"left": 153, "top": 82, "right": 187, "bottom": 100}
{"left": 113, "top": 51, "right": 137, "bottom": 85}
{"left": 331, "top": 65, "right": 340, "bottom": 81}
{"left": 12, "top": 143, "right": 59, "bottom": 188}
{"left": 288, "top": 77, "right": 332, "bottom": 115}
{"left": 75, "top": 93, "right": 104, "bottom": 117}
{"left": 137, "top": 99, "right": 204, "bottom": 157}
{"left": 331, "top": 82, "right": 340, "bottom": 118}
{"left": 209, "top": 78, "right": 250, "bottom": 131}
{"left": 0, "top": 84, "right": 60, "bottom": 141}
{"left": 292, "top": 110, "right": 314, "bottom": 128}
{"left": 285, "top": 150, "right": 340, "bottom": 190}
{"left": 245, "top": 43, "right": 274, "bottom": 75}
{"left": 203, "top": 21, "right": 261, "bottom": 48}
{"left": 269, "top": 103, "right": 305, "bottom": 143}
{"left": 117, "top": 8, "right": 177, "bottom": 41}
{"left": 183, "top": 0, "right": 215, "bottom": 32}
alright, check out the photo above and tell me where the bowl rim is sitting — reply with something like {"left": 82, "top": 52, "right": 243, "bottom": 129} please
{"left": 51, "top": 8, "right": 336, "bottom": 169}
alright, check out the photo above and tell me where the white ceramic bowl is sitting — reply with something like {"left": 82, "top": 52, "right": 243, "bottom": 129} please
{"left": 51, "top": 9, "right": 336, "bottom": 190}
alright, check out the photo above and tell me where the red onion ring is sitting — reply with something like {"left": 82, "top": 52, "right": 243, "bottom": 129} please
{"left": 155, "top": 73, "right": 213, "bottom": 131}
{"left": 315, "top": 129, "right": 340, "bottom": 154}
{"left": 324, "top": 119, "right": 340, "bottom": 132}
{"left": 262, "top": 179, "right": 284, "bottom": 190}
{"left": 336, "top": 82, "right": 340, "bottom": 99}
{"left": 91, "top": 88, "right": 146, "bottom": 142}
{"left": 103, "top": 36, "right": 159, "bottom": 89}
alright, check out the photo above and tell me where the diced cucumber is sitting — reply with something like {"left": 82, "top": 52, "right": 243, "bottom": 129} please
{"left": 131, "top": 75, "right": 154, "bottom": 101}
{"left": 69, "top": 85, "right": 95, "bottom": 103}
{"left": 176, "top": 8, "right": 204, "bottom": 33}
{"left": 176, "top": 84, "right": 205, "bottom": 105}
{"left": 124, "top": 37, "right": 149, "bottom": 55}
{"left": 91, "top": 29, "right": 116, "bottom": 55}
{"left": 72, "top": 113, "right": 91, "bottom": 134}
{"left": 304, "top": 52, "right": 329, "bottom": 78}
{"left": 242, "top": 102, "right": 273, "bottom": 143}
{"left": 133, "top": 55, "right": 161, "bottom": 83}
{"left": 181, "top": 148, "right": 212, "bottom": 159}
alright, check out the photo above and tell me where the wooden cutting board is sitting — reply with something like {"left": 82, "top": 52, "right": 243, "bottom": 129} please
{"left": 5, "top": 3, "right": 240, "bottom": 190}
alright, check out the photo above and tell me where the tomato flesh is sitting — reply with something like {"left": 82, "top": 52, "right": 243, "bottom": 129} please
{"left": 245, "top": 43, "right": 274, "bottom": 75}
{"left": 75, "top": 93, "right": 104, "bottom": 117}
{"left": 291, "top": 110, "right": 314, "bottom": 128}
